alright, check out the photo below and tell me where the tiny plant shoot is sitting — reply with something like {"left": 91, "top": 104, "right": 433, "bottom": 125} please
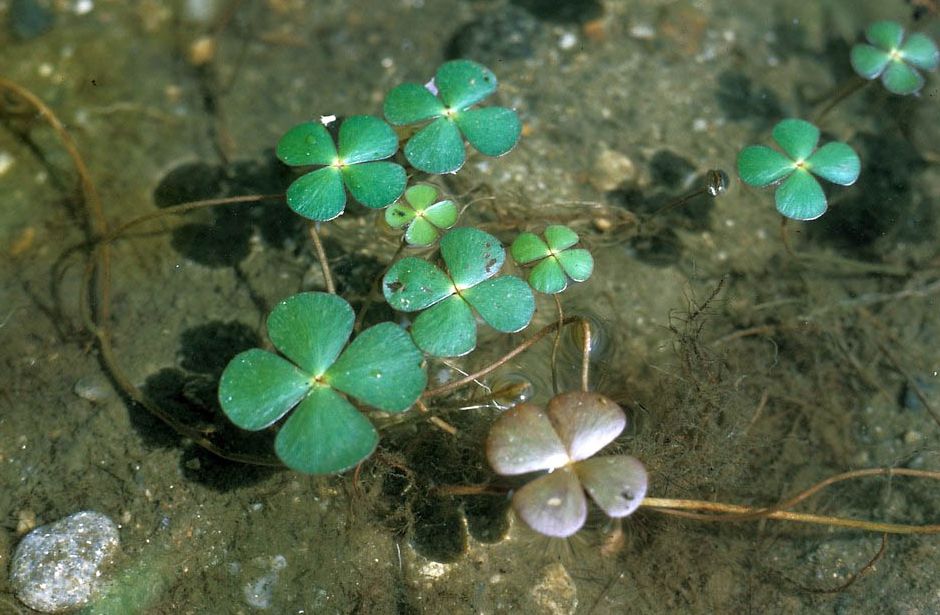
{"left": 384, "top": 59, "right": 522, "bottom": 173}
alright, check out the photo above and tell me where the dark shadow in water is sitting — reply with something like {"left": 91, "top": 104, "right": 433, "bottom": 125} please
{"left": 808, "top": 131, "right": 928, "bottom": 254}
{"left": 379, "top": 415, "right": 511, "bottom": 563}
{"left": 136, "top": 321, "right": 279, "bottom": 490}
{"left": 152, "top": 151, "right": 303, "bottom": 268}
{"left": 715, "top": 70, "right": 786, "bottom": 130}
{"left": 446, "top": 4, "right": 543, "bottom": 63}
{"left": 607, "top": 151, "right": 717, "bottom": 266}
{"left": 510, "top": 0, "right": 602, "bottom": 23}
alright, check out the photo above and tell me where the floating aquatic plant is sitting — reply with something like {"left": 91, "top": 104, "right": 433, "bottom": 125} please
{"left": 850, "top": 20, "right": 939, "bottom": 95}
{"left": 276, "top": 115, "right": 406, "bottom": 221}
{"left": 383, "top": 227, "right": 534, "bottom": 357}
{"left": 384, "top": 59, "right": 522, "bottom": 174}
{"left": 737, "top": 118, "right": 860, "bottom": 221}
{"left": 385, "top": 183, "right": 458, "bottom": 247}
{"left": 218, "top": 292, "right": 426, "bottom": 474}
{"left": 511, "top": 225, "right": 594, "bottom": 294}
{"left": 486, "top": 392, "right": 648, "bottom": 537}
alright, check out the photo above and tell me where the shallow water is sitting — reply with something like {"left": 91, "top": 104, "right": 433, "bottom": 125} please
{"left": 2, "top": 0, "right": 939, "bottom": 613}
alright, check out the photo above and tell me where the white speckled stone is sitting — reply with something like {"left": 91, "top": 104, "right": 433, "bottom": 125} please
{"left": 10, "top": 511, "right": 120, "bottom": 613}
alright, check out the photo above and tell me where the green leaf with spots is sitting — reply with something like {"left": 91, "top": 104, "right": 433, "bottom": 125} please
{"left": 218, "top": 292, "right": 426, "bottom": 474}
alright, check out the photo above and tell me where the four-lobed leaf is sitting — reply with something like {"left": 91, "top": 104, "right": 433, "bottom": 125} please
{"left": 383, "top": 227, "right": 535, "bottom": 357}
{"left": 385, "top": 183, "right": 459, "bottom": 246}
{"left": 276, "top": 115, "right": 407, "bottom": 221}
{"left": 384, "top": 60, "right": 522, "bottom": 174}
{"left": 486, "top": 392, "right": 648, "bottom": 537}
{"left": 511, "top": 225, "right": 594, "bottom": 294}
{"left": 218, "top": 292, "right": 426, "bottom": 474}
{"left": 850, "top": 21, "right": 939, "bottom": 95}
{"left": 737, "top": 118, "right": 861, "bottom": 221}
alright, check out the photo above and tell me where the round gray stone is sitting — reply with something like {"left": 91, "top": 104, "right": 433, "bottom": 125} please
{"left": 10, "top": 510, "right": 120, "bottom": 613}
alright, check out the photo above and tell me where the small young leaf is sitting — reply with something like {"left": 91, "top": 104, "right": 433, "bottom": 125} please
{"left": 342, "top": 161, "right": 406, "bottom": 208}
{"left": 411, "top": 294, "right": 476, "bottom": 357}
{"left": 385, "top": 201, "right": 416, "bottom": 228}
{"left": 805, "top": 142, "right": 861, "bottom": 186}
{"left": 556, "top": 249, "right": 594, "bottom": 283}
{"left": 285, "top": 166, "right": 346, "bottom": 221}
{"left": 512, "top": 466, "right": 587, "bottom": 538}
{"left": 421, "top": 199, "right": 458, "bottom": 230}
{"left": 454, "top": 106, "right": 521, "bottom": 158}
{"left": 865, "top": 20, "right": 905, "bottom": 50}
{"left": 384, "top": 82, "right": 445, "bottom": 125}
{"left": 276, "top": 122, "right": 337, "bottom": 166}
{"left": 775, "top": 169, "right": 826, "bottom": 221}
{"left": 435, "top": 59, "right": 498, "bottom": 110}
{"left": 486, "top": 403, "right": 570, "bottom": 475}
{"left": 404, "top": 183, "right": 438, "bottom": 209}
{"left": 404, "top": 116, "right": 466, "bottom": 174}
{"left": 462, "top": 275, "right": 534, "bottom": 333}
{"left": 543, "top": 225, "right": 579, "bottom": 252}
{"left": 404, "top": 218, "right": 439, "bottom": 247}
{"left": 337, "top": 115, "right": 399, "bottom": 164}
{"left": 850, "top": 44, "right": 891, "bottom": 79}
{"left": 266, "top": 292, "right": 352, "bottom": 377}
{"left": 772, "top": 119, "right": 819, "bottom": 161}
{"left": 528, "top": 258, "right": 568, "bottom": 294}
{"left": 737, "top": 146, "right": 794, "bottom": 187}
{"left": 899, "top": 33, "right": 939, "bottom": 70}
{"left": 274, "top": 386, "right": 378, "bottom": 474}
{"left": 218, "top": 349, "right": 311, "bottom": 431}
{"left": 576, "top": 456, "right": 648, "bottom": 518}
{"left": 881, "top": 60, "right": 924, "bottom": 95}
{"left": 327, "top": 322, "right": 426, "bottom": 412}
{"left": 510, "top": 232, "right": 551, "bottom": 264}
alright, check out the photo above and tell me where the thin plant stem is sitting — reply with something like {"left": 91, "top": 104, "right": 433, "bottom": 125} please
{"left": 641, "top": 467, "right": 940, "bottom": 534}
{"left": 1, "top": 77, "right": 281, "bottom": 466}
{"left": 354, "top": 241, "right": 405, "bottom": 333}
{"left": 550, "top": 294, "right": 564, "bottom": 395}
{"left": 580, "top": 319, "right": 591, "bottom": 392}
{"left": 423, "top": 316, "right": 589, "bottom": 400}
{"left": 307, "top": 222, "right": 335, "bottom": 295}
{"left": 812, "top": 75, "right": 869, "bottom": 125}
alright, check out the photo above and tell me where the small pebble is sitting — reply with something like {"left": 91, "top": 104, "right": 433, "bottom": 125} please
{"left": 531, "top": 563, "right": 577, "bottom": 615}
{"left": 74, "top": 374, "right": 114, "bottom": 403}
{"left": 10, "top": 511, "right": 120, "bottom": 613}
{"left": 0, "top": 150, "right": 13, "bottom": 176}
{"left": 16, "top": 510, "right": 36, "bottom": 535}
{"left": 591, "top": 145, "right": 636, "bottom": 192}
{"left": 243, "top": 555, "right": 287, "bottom": 610}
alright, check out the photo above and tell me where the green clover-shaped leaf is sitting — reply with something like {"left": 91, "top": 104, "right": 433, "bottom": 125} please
{"left": 383, "top": 227, "right": 534, "bottom": 357}
{"left": 276, "top": 116, "right": 407, "bottom": 221}
{"left": 385, "top": 183, "right": 458, "bottom": 246}
{"left": 384, "top": 60, "right": 522, "bottom": 174}
{"left": 218, "top": 292, "right": 426, "bottom": 474}
{"left": 485, "top": 392, "right": 647, "bottom": 537}
{"left": 511, "top": 225, "right": 594, "bottom": 294}
{"left": 737, "top": 119, "right": 860, "bottom": 221}
{"left": 850, "top": 21, "right": 939, "bottom": 95}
